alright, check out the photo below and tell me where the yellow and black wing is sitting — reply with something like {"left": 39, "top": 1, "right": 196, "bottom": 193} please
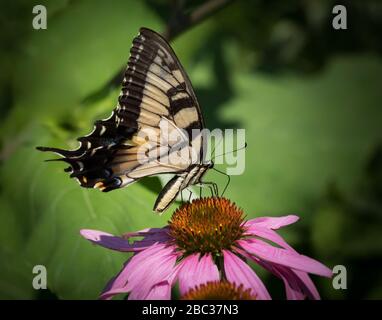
{"left": 37, "top": 28, "right": 205, "bottom": 192}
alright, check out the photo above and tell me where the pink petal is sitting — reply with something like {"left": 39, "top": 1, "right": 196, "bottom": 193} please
{"left": 261, "top": 260, "right": 305, "bottom": 299}
{"left": 244, "top": 225, "right": 295, "bottom": 251}
{"left": 223, "top": 250, "right": 271, "bottom": 300}
{"left": 257, "top": 259, "right": 310, "bottom": 300}
{"left": 125, "top": 245, "right": 178, "bottom": 299}
{"left": 142, "top": 230, "right": 171, "bottom": 243}
{"left": 292, "top": 269, "right": 320, "bottom": 300}
{"left": 275, "top": 267, "right": 306, "bottom": 300}
{"left": 137, "top": 281, "right": 171, "bottom": 300}
{"left": 236, "top": 243, "right": 321, "bottom": 300}
{"left": 123, "top": 227, "right": 170, "bottom": 241}
{"left": 232, "top": 246, "right": 302, "bottom": 299}
{"left": 268, "top": 265, "right": 320, "bottom": 300}
{"left": 80, "top": 228, "right": 167, "bottom": 252}
{"left": 239, "top": 239, "right": 332, "bottom": 277}
{"left": 99, "top": 258, "right": 133, "bottom": 300}
{"left": 246, "top": 215, "right": 299, "bottom": 230}
{"left": 80, "top": 229, "right": 141, "bottom": 252}
{"left": 123, "top": 227, "right": 162, "bottom": 237}
{"left": 177, "top": 253, "right": 220, "bottom": 296}
{"left": 100, "top": 243, "right": 177, "bottom": 300}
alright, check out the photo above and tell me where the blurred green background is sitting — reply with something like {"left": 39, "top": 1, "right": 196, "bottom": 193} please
{"left": 0, "top": 0, "right": 381, "bottom": 299}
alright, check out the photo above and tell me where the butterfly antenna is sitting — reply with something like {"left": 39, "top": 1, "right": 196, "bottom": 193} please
{"left": 213, "top": 142, "right": 248, "bottom": 159}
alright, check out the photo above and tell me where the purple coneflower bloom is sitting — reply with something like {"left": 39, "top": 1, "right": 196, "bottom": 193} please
{"left": 80, "top": 197, "right": 332, "bottom": 300}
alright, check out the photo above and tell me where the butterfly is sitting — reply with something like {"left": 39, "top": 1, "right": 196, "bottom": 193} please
{"left": 37, "top": 27, "right": 216, "bottom": 213}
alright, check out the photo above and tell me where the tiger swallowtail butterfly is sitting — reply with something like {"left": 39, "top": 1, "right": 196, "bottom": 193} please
{"left": 37, "top": 27, "right": 214, "bottom": 213}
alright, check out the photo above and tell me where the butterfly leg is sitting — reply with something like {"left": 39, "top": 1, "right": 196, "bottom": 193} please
{"left": 214, "top": 182, "right": 219, "bottom": 196}
{"left": 206, "top": 184, "right": 214, "bottom": 197}
{"left": 211, "top": 167, "right": 231, "bottom": 196}
{"left": 209, "top": 182, "right": 219, "bottom": 196}
{"left": 195, "top": 183, "right": 211, "bottom": 197}
{"left": 199, "top": 181, "right": 219, "bottom": 197}
{"left": 188, "top": 189, "right": 193, "bottom": 202}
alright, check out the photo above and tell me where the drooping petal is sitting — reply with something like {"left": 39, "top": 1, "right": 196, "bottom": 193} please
{"left": 245, "top": 215, "right": 299, "bottom": 230}
{"left": 99, "top": 258, "right": 133, "bottom": 300}
{"left": 239, "top": 239, "right": 332, "bottom": 278}
{"left": 292, "top": 269, "right": 320, "bottom": 300}
{"left": 100, "top": 242, "right": 177, "bottom": 300}
{"left": 223, "top": 250, "right": 271, "bottom": 300}
{"left": 231, "top": 247, "right": 298, "bottom": 299}
{"left": 243, "top": 225, "right": 295, "bottom": 251}
{"left": 237, "top": 241, "right": 322, "bottom": 300}
{"left": 260, "top": 259, "right": 305, "bottom": 299}
{"left": 256, "top": 258, "right": 314, "bottom": 300}
{"left": 275, "top": 267, "right": 306, "bottom": 300}
{"left": 267, "top": 265, "right": 320, "bottom": 300}
{"left": 144, "top": 281, "right": 172, "bottom": 300}
{"left": 177, "top": 253, "right": 220, "bottom": 296}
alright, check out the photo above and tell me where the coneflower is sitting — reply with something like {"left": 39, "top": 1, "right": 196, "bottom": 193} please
{"left": 80, "top": 197, "right": 332, "bottom": 300}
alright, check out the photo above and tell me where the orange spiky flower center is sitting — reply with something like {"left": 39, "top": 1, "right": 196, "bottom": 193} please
{"left": 181, "top": 281, "right": 256, "bottom": 300}
{"left": 168, "top": 197, "right": 245, "bottom": 255}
